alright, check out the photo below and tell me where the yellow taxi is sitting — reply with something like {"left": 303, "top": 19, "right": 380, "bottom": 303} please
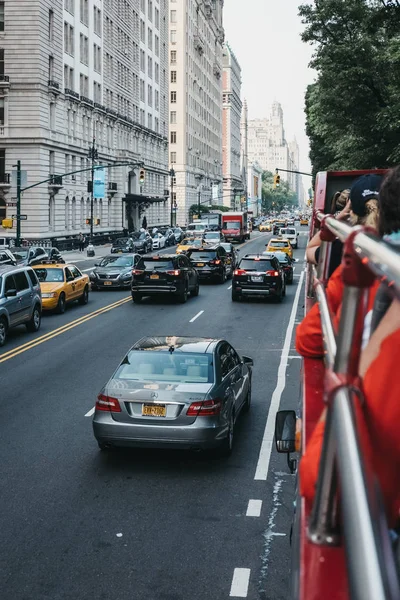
{"left": 259, "top": 221, "right": 272, "bottom": 232}
{"left": 176, "top": 237, "right": 204, "bottom": 254}
{"left": 32, "top": 262, "right": 90, "bottom": 314}
{"left": 300, "top": 217, "right": 309, "bottom": 226}
{"left": 266, "top": 237, "right": 294, "bottom": 259}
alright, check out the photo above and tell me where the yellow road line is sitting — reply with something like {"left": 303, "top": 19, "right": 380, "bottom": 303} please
{"left": 0, "top": 296, "right": 131, "bottom": 364}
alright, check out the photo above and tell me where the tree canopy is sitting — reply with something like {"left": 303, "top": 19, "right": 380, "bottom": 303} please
{"left": 299, "top": 0, "right": 400, "bottom": 177}
{"left": 261, "top": 171, "right": 298, "bottom": 213}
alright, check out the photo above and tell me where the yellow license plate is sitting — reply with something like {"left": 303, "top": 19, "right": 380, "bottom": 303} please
{"left": 104, "top": 281, "right": 112, "bottom": 285}
{"left": 142, "top": 404, "right": 166, "bottom": 417}
{"left": 197, "top": 263, "right": 204, "bottom": 267}
{"left": 150, "top": 274, "right": 159, "bottom": 279}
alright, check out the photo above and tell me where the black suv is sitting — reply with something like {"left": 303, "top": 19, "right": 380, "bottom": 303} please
{"left": 12, "top": 246, "right": 49, "bottom": 266}
{"left": 232, "top": 253, "right": 286, "bottom": 302}
{"left": 273, "top": 220, "right": 287, "bottom": 235}
{"left": 187, "top": 245, "right": 231, "bottom": 283}
{"left": 272, "top": 251, "right": 294, "bottom": 284}
{"left": 131, "top": 231, "right": 153, "bottom": 253}
{"left": 131, "top": 254, "right": 199, "bottom": 303}
{"left": 111, "top": 237, "right": 135, "bottom": 254}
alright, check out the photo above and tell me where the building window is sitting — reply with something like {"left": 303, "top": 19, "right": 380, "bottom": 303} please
{"left": 65, "top": 197, "right": 70, "bottom": 230}
{"left": 140, "top": 49, "right": 145, "bottom": 72}
{"left": 65, "top": 0, "right": 74, "bottom": 14}
{"left": 48, "top": 9, "right": 53, "bottom": 41}
{"left": 170, "top": 152, "right": 176, "bottom": 164}
{"left": 170, "top": 50, "right": 176, "bottom": 63}
{"left": 93, "top": 44, "right": 101, "bottom": 73}
{"left": 147, "top": 112, "right": 152, "bottom": 129}
{"left": 140, "top": 79, "right": 145, "bottom": 102}
{"left": 80, "top": 73, "right": 88, "bottom": 96}
{"left": 170, "top": 111, "right": 176, "bottom": 124}
{"left": 147, "top": 56, "right": 152, "bottom": 78}
{"left": 170, "top": 91, "right": 176, "bottom": 103}
{"left": 94, "top": 7, "right": 101, "bottom": 36}
{"left": 171, "top": 70, "right": 176, "bottom": 83}
{"left": 0, "top": 97, "right": 5, "bottom": 125}
{"left": 64, "top": 65, "right": 74, "bottom": 90}
{"left": 140, "top": 0, "right": 145, "bottom": 13}
{"left": 155, "top": 117, "right": 159, "bottom": 133}
{"left": 148, "top": 0, "right": 152, "bottom": 21}
{"left": 155, "top": 62, "right": 159, "bottom": 83}
{"left": 140, "top": 19, "right": 145, "bottom": 42}
{"left": 155, "top": 89, "right": 159, "bottom": 111}
{"left": 80, "top": 34, "right": 88, "bottom": 65}
{"left": 155, "top": 35, "right": 159, "bottom": 57}
{"left": 48, "top": 55, "right": 54, "bottom": 80}
{"left": 155, "top": 7, "right": 159, "bottom": 29}
{"left": 147, "top": 84, "right": 152, "bottom": 107}
{"left": 49, "top": 102, "right": 55, "bottom": 130}
{"left": 148, "top": 28, "right": 152, "bottom": 50}
{"left": 170, "top": 30, "right": 176, "bottom": 44}
{"left": 170, "top": 10, "right": 177, "bottom": 23}
{"left": 64, "top": 23, "right": 74, "bottom": 56}
{"left": 80, "top": 0, "right": 88, "bottom": 25}
{"left": 170, "top": 131, "right": 176, "bottom": 144}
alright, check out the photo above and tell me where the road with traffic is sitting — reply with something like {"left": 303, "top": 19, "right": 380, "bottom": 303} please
{"left": 0, "top": 229, "right": 308, "bottom": 600}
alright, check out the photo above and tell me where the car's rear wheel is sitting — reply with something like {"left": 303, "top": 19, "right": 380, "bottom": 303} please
{"left": 0, "top": 317, "right": 7, "bottom": 347}
{"left": 178, "top": 285, "right": 188, "bottom": 303}
{"left": 287, "top": 276, "right": 293, "bottom": 285}
{"left": 57, "top": 292, "right": 66, "bottom": 314}
{"left": 218, "top": 269, "right": 226, "bottom": 284}
{"left": 191, "top": 281, "right": 199, "bottom": 297}
{"left": 132, "top": 293, "right": 142, "bottom": 303}
{"left": 91, "top": 285, "right": 98, "bottom": 291}
{"left": 79, "top": 285, "right": 89, "bottom": 305}
{"left": 232, "top": 291, "right": 240, "bottom": 302}
{"left": 26, "top": 305, "right": 41, "bottom": 332}
{"left": 98, "top": 442, "right": 113, "bottom": 451}
{"left": 217, "top": 410, "right": 234, "bottom": 457}
{"left": 243, "top": 384, "right": 252, "bottom": 413}
{"left": 282, "top": 284, "right": 286, "bottom": 297}
{"left": 276, "top": 287, "right": 283, "bottom": 303}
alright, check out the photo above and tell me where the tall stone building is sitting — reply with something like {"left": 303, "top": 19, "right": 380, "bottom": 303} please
{"left": 239, "top": 98, "right": 248, "bottom": 209}
{"left": 221, "top": 42, "right": 242, "bottom": 209}
{"left": 168, "top": 0, "right": 224, "bottom": 225}
{"left": 0, "top": 0, "right": 169, "bottom": 241}
{"left": 247, "top": 101, "right": 301, "bottom": 200}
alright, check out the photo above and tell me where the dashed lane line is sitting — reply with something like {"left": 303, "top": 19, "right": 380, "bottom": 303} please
{"left": 85, "top": 407, "right": 95, "bottom": 417}
{"left": 189, "top": 310, "right": 204, "bottom": 323}
{"left": 230, "top": 568, "right": 251, "bottom": 598}
{"left": 246, "top": 499, "right": 262, "bottom": 517}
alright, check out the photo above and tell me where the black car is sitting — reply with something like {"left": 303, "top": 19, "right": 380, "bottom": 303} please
{"left": 163, "top": 228, "right": 177, "bottom": 246}
{"left": 187, "top": 245, "right": 231, "bottom": 283}
{"left": 131, "top": 231, "right": 153, "bottom": 253}
{"left": 111, "top": 237, "right": 135, "bottom": 254}
{"left": 90, "top": 253, "right": 141, "bottom": 290}
{"left": 273, "top": 220, "right": 287, "bottom": 235}
{"left": 173, "top": 227, "right": 184, "bottom": 243}
{"left": 272, "top": 251, "right": 294, "bottom": 284}
{"left": 12, "top": 246, "right": 49, "bottom": 266}
{"left": 220, "top": 242, "right": 239, "bottom": 271}
{"left": 131, "top": 254, "right": 199, "bottom": 303}
{"left": 232, "top": 253, "right": 286, "bottom": 302}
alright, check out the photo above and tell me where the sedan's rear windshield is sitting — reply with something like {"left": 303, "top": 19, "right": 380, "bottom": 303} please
{"left": 239, "top": 259, "right": 275, "bottom": 271}
{"left": 138, "top": 259, "right": 175, "bottom": 271}
{"left": 187, "top": 251, "right": 216, "bottom": 259}
{"left": 115, "top": 351, "right": 214, "bottom": 383}
{"left": 270, "top": 241, "right": 289, "bottom": 247}
{"left": 280, "top": 229, "right": 296, "bottom": 235}
{"left": 35, "top": 268, "right": 64, "bottom": 282}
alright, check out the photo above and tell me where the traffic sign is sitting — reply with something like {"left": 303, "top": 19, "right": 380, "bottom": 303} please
{"left": 12, "top": 214, "right": 27, "bottom": 220}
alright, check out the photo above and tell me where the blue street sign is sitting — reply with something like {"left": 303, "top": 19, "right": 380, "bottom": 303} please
{"left": 93, "top": 167, "right": 105, "bottom": 199}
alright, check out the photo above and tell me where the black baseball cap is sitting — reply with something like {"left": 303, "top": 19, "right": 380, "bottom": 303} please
{"left": 350, "top": 174, "right": 382, "bottom": 217}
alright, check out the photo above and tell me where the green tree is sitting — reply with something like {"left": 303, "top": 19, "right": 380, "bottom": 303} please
{"left": 261, "top": 171, "right": 297, "bottom": 213}
{"left": 300, "top": 0, "right": 400, "bottom": 176}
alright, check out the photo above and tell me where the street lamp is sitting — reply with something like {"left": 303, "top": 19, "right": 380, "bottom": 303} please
{"left": 194, "top": 174, "right": 203, "bottom": 219}
{"left": 88, "top": 138, "right": 98, "bottom": 243}
{"left": 169, "top": 168, "right": 175, "bottom": 227}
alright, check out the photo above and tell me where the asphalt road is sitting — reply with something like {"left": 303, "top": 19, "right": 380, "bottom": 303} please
{"left": 0, "top": 229, "right": 308, "bottom": 600}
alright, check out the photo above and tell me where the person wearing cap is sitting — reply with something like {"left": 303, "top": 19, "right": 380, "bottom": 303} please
{"left": 305, "top": 174, "right": 382, "bottom": 278}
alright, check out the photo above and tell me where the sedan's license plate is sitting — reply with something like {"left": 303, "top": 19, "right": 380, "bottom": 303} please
{"left": 251, "top": 276, "right": 263, "bottom": 282}
{"left": 142, "top": 404, "right": 166, "bottom": 417}
{"left": 150, "top": 274, "right": 159, "bottom": 279}
{"left": 197, "top": 263, "right": 204, "bottom": 267}
{"left": 104, "top": 281, "right": 113, "bottom": 285}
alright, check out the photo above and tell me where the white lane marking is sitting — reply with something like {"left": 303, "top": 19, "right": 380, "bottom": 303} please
{"left": 85, "top": 407, "right": 95, "bottom": 417}
{"left": 246, "top": 499, "right": 262, "bottom": 517}
{"left": 288, "top": 355, "right": 301, "bottom": 359}
{"left": 269, "top": 532, "right": 287, "bottom": 537}
{"left": 189, "top": 310, "right": 204, "bottom": 323}
{"left": 254, "top": 269, "right": 305, "bottom": 480}
{"left": 228, "top": 285, "right": 232, "bottom": 290}
{"left": 230, "top": 568, "right": 251, "bottom": 598}
{"left": 82, "top": 267, "right": 93, "bottom": 272}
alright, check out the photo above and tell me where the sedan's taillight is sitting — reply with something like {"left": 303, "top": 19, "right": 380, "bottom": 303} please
{"left": 187, "top": 398, "right": 222, "bottom": 416}
{"left": 209, "top": 259, "right": 221, "bottom": 265}
{"left": 132, "top": 269, "right": 144, "bottom": 275}
{"left": 166, "top": 269, "right": 181, "bottom": 276}
{"left": 234, "top": 269, "right": 247, "bottom": 276}
{"left": 265, "top": 270, "right": 279, "bottom": 277}
{"left": 96, "top": 393, "right": 121, "bottom": 413}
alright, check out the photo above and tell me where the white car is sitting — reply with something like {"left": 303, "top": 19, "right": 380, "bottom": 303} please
{"left": 152, "top": 232, "right": 166, "bottom": 250}
{"left": 279, "top": 227, "right": 299, "bottom": 249}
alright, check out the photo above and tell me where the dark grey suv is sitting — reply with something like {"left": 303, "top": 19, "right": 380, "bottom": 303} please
{"left": 0, "top": 265, "right": 42, "bottom": 346}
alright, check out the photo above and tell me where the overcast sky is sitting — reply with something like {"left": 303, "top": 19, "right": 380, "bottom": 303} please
{"left": 223, "top": 0, "right": 316, "bottom": 186}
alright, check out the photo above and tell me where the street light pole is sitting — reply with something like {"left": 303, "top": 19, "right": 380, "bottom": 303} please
{"left": 16, "top": 160, "right": 21, "bottom": 246}
{"left": 169, "top": 168, "right": 175, "bottom": 227}
{"left": 88, "top": 138, "right": 98, "bottom": 244}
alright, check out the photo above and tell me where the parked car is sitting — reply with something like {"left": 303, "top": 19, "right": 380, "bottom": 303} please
{"left": 131, "top": 231, "right": 153, "bottom": 253}
{"left": 0, "top": 248, "right": 17, "bottom": 266}
{"left": 111, "top": 237, "right": 135, "bottom": 254}
{"left": 33, "top": 263, "right": 90, "bottom": 313}
{"left": 131, "top": 254, "right": 199, "bottom": 303}
{"left": 92, "top": 336, "right": 253, "bottom": 456}
{"left": 12, "top": 246, "right": 49, "bottom": 266}
{"left": 152, "top": 231, "right": 166, "bottom": 250}
{"left": 163, "top": 228, "right": 177, "bottom": 246}
{"left": 173, "top": 227, "right": 184, "bottom": 243}
{"left": 47, "top": 247, "right": 65, "bottom": 263}
{"left": 0, "top": 265, "right": 42, "bottom": 346}
{"left": 90, "top": 254, "right": 141, "bottom": 290}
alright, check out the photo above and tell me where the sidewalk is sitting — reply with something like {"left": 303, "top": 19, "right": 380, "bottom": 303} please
{"left": 62, "top": 244, "right": 112, "bottom": 263}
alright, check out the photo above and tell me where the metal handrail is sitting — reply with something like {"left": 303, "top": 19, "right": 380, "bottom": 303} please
{"left": 308, "top": 214, "right": 400, "bottom": 599}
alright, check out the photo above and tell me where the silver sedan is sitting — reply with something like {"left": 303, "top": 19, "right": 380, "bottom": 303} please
{"left": 93, "top": 336, "right": 253, "bottom": 456}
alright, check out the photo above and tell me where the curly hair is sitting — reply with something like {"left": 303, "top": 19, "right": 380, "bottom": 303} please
{"left": 378, "top": 166, "right": 400, "bottom": 236}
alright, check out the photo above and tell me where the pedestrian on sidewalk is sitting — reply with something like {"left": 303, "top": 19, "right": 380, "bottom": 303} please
{"left": 78, "top": 232, "right": 85, "bottom": 252}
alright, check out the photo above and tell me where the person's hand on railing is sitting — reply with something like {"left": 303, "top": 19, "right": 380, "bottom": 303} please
{"left": 335, "top": 198, "right": 352, "bottom": 222}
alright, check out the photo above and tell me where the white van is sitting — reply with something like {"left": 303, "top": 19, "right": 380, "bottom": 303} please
{"left": 279, "top": 227, "right": 299, "bottom": 249}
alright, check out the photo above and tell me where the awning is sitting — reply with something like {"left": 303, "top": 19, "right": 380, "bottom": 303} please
{"left": 123, "top": 194, "right": 166, "bottom": 204}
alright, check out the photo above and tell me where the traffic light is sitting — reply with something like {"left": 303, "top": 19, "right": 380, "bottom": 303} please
{"left": 95, "top": 218, "right": 100, "bottom": 225}
{"left": 2, "top": 218, "right": 13, "bottom": 229}
{"left": 273, "top": 173, "right": 281, "bottom": 189}
{"left": 85, "top": 218, "right": 91, "bottom": 225}
{"left": 139, "top": 168, "right": 145, "bottom": 185}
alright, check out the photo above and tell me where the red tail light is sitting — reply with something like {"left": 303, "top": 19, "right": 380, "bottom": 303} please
{"left": 187, "top": 398, "right": 222, "bottom": 416}
{"left": 96, "top": 393, "right": 121, "bottom": 413}
{"left": 210, "top": 259, "right": 221, "bottom": 265}
{"left": 265, "top": 270, "right": 279, "bottom": 277}
{"left": 234, "top": 269, "right": 247, "bottom": 276}
{"left": 166, "top": 269, "right": 181, "bottom": 276}
{"left": 132, "top": 269, "right": 144, "bottom": 275}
